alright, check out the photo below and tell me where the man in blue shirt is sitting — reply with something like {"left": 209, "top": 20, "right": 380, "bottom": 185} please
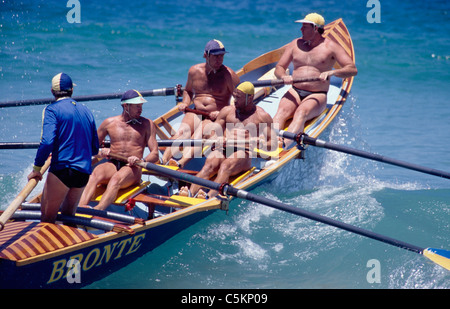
{"left": 27, "top": 73, "right": 99, "bottom": 223}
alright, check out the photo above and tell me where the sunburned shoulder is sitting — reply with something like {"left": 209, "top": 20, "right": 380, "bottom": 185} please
{"left": 256, "top": 106, "right": 273, "bottom": 123}
{"left": 102, "top": 115, "right": 121, "bottom": 125}
{"left": 190, "top": 63, "right": 206, "bottom": 73}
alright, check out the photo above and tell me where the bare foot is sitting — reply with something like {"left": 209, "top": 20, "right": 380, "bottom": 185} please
{"left": 178, "top": 186, "right": 191, "bottom": 197}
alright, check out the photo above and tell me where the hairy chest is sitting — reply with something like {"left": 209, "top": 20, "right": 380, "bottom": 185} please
{"left": 292, "top": 42, "right": 335, "bottom": 69}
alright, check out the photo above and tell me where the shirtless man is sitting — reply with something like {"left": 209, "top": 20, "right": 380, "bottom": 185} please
{"left": 180, "top": 82, "right": 276, "bottom": 199}
{"left": 162, "top": 39, "right": 240, "bottom": 167}
{"left": 273, "top": 13, "right": 357, "bottom": 148}
{"left": 79, "top": 89, "right": 159, "bottom": 211}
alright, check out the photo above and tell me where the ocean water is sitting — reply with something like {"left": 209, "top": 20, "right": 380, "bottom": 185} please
{"left": 0, "top": 0, "right": 449, "bottom": 289}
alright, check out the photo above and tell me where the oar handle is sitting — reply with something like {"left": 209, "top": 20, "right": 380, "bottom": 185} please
{"left": 250, "top": 77, "right": 322, "bottom": 88}
{"left": 184, "top": 107, "right": 211, "bottom": 119}
{"left": 0, "top": 156, "right": 51, "bottom": 231}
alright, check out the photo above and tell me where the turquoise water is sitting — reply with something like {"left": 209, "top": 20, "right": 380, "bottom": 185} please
{"left": 0, "top": 0, "right": 449, "bottom": 289}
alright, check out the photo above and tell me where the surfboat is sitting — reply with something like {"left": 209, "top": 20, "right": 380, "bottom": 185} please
{"left": 0, "top": 19, "right": 355, "bottom": 288}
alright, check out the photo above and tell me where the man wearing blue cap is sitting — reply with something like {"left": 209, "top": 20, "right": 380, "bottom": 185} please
{"left": 162, "top": 39, "right": 240, "bottom": 168}
{"left": 27, "top": 73, "right": 99, "bottom": 223}
{"left": 78, "top": 89, "right": 159, "bottom": 211}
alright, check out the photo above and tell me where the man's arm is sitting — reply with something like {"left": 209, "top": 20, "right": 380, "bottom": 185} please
{"left": 275, "top": 42, "right": 294, "bottom": 82}
{"left": 95, "top": 118, "right": 112, "bottom": 157}
{"left": 178, "top": 66, "right": 195, "bottom": 112}
{"left": 320, "top": 40, "right": 357, "bottom": 80}
{"left": 144, "top": 120, "right": 160, "bottom": 164}
{"left": 259, "top": 111, "right": 277, "bottom": 152}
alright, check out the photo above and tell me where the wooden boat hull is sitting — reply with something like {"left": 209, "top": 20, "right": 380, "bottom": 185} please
{"left": 0, "top": 19, "right": 355, "bottom": 288}
{"left": 1, "top": 210, "right": 213, "bottom": 288}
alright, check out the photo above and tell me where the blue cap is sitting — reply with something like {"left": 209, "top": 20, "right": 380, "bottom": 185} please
{"left": 205, "top": 39, "right": 228, "bottom": 55}
{"left": 52, "top": 73, "right": 74, "bottom": 91}
{"left": 121, "top": 89, "right": 147, "bottom": 104}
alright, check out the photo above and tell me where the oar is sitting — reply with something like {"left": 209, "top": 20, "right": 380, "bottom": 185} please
{"left": 21, "top": 203, "right": 145, "bottom": 225}
{"left": 279, "top": 131, "right": 450, "bottom": 180}
{"left": 0, "top": 139, "right": 206, "bottom": 150}
{"left": 0, "top": 142, "right": 41, "bottom": 149}
{"left": 249, "top": 77, "right": 322, "bottom": 88}
{"left": 0, "top": 156, "right": 51, "bottom": 231}
{"left": 0, "top": 85, "right": 184, "bottom": 108}
{"left": 108, "top": 152, "right": 450, "bottom": 271}
{"left": 184, "top": 107, "right": 211, "bottom": 120}
{"left": 8, "top": 210, "right": 135, "bottom": 234}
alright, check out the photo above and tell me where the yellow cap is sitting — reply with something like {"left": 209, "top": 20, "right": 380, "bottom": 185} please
{"left": 295, "top": 13, "right": 325, "bottom": 28}
{"left": 236, "top": 81, "right": 254, "bottom": 95}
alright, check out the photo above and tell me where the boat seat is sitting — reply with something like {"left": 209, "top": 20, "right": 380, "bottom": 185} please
{"left": 92, "top": 181, "right": 150, "bottom": 204}
{"left": 133, "top": 193, "right": 207, "bottom": 208}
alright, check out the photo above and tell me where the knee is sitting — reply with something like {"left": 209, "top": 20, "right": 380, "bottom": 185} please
{"left": 201, "top": 161, "right": 219, "bottom": 177}
{"left": 293, "top": 108, "right": 307, "bottom": 120}
{"left": 107, "top": 174, "right": 124, "bottom": 188}
{"left": 217, "top": 162, "right": 233, "bottom": 176}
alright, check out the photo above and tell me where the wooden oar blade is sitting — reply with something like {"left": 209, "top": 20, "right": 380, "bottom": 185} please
{"left": 423, "top": 248, "right": 450, "bottom": 271}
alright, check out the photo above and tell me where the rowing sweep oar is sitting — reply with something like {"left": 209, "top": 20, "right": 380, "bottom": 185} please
{"left": 249, "top": 77, "right": 322, "bottom": 88}
{"left": 0, "top": 156, "right": 51, "bottom": 231}
{"left": 20, "top": 202, "right": 144, "bottom": 225}
{"left": 0, "top": 85, "right": 184, "bottom": 108}
{"left": 184, "top": 107, "right": 211, "bottom": 120}
{"left": 0, "top": 139, "right": 205, "bottom": 150}
{"left": 278, "top": 131, "right": 450, "bottom": 180}
{"left": 8, "top": 210, "right": 135, "bottom": 234}
{"left": 107, "top": 153, "right": 450, "bottom": 271}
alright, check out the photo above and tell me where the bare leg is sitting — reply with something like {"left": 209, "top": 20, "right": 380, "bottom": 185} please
{"left": 60, "top": 187, "right": 85, "bottom": 216}
{"left": 40, "top": 172, "right": 69, "bottom": 223}
{"left": 79, "top": 162, "right": 117, "bottom": 206}
{"left": 273, "top": 89, "right": 300, "bottom": 147}
{"left": 162, "top": 113, "right": 199, "bottom": 164}
{"left": 273, "top": 89, "right": 300, "bottom": 131}
{"left": 189, "top": 152, "right": 224, "bottom": 197}
{"left": 284, "top": 93, "right": 327, "bottom": 148}
{"left": 177, "top": 118, "right": 215, "bottom": 168}
{"left": 207, "top": 152, "right": 251, "bottom": 198}
{"left": 94, "top": 166, "right": 142, "bottom": 211}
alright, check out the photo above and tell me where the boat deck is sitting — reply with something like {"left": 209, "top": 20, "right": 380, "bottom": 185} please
{"left": 0, "top": 221, "right": 97, "bottom": 261}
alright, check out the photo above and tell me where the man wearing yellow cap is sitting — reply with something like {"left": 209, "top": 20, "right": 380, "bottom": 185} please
{"left": 273, "top": 13, "right": 357, "bottom": 148}
{"left": 179, "top": 82, "right": 277, "bottom": 199}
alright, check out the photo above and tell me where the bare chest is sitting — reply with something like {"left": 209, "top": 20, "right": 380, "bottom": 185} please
{"left": 225, "top": 111, "right": 262, "bottom": 137}
{"left": 193, "top": 71, "right": 231, "bottom": 97}
{"left": 292, "top": 42, "right": 335, "bottom": 71}
{"left": 109, "top": 123, "right": 146, "bottom": 145}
